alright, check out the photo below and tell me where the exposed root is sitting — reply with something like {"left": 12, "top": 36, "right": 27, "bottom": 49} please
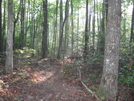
{"left": 78, "top": 67, "right": 101, "bottom": 101}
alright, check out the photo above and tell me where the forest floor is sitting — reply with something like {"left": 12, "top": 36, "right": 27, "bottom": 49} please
{"left": 0, "top": 56, "right": 133, "bottom": 101}
{"left": 0, "top": 57, "right": 98, "bottom": 101}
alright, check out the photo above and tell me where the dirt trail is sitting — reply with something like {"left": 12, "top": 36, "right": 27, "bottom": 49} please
{"left": 0, "top": 60, "right": 94, "bottom": 101}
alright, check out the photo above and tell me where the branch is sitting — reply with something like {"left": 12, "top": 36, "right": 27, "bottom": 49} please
{"left": 78, "top": 67, "right": 101, "bottom": 101}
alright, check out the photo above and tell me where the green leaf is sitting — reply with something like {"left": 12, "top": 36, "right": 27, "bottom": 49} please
{"left": 101, "top": 96, "right": 105, "bottom": 100}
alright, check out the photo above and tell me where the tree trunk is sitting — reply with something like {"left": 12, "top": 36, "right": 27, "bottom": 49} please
{"left": 20, "top": 0, "right": 25, "bottom": 49}
{"left": 5, "top": 0, "right": 13, "bottom": 74}
{"left": 76, "top": 8, "right": 79, "bottom": 52}
{"left": 98, "top": 0, "right": 121, "bottom": 100}
{"left": 98, "top": 0, "right": 108, "bottom": 53}
{"left": 42, "top": 0, "right": 48, "bottom": 58}
{"left": 71, "top": 0, "right": 74, "bottom": 56}
{"left": 130, "top": 2, "right": 134, "bottom": 43}
{"left": 64, "top": 0, "right": 69, "bottom": 56}
{"left": 92, "top": 0, "right": 95, "bottom": 51}
{"left": 84, "top": 0, "right": 89, "bottom": 61}
{"left": 13, "top": 0, "right": 21, "bottom": 49}
{"left": 0, "top": 0, "right": 2, "bottom": 53}
{"left": 57, "top": 0, "right": 63, "bottom": 59}
{"left": 52, "top": 0, "right": 58, "bottom": 58}
{"left": 2, "top": 0, "right": 6, "bottom": 52}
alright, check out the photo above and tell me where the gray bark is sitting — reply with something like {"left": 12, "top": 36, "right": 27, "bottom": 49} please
{"left": 5, "top": 0, "right": 13, "bottom": 74}
{"left": 98, "top": 0, "right": 121, "bottom": 99}
{"left": 57, "top": 0, "right": 63, "bottom": 59}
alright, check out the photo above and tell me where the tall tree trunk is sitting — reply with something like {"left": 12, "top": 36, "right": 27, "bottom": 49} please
{"left": 84, "top": 0, "right": 89, "bottom": 61}
{"left": 5, "top": 0, "right": 13, "bottom": 74}
{"left": 0, "top": 0, "right": 2, "bottom": 53}
{"left": 98, "top": 0, "right": 121, "bottom": 99}
{"left": 98, "top": 0, "right": 108, "bottom": 53}
{"left": 130, "top": 2, "right": 134, "bottom": 43}
{"left": 76, "top": 8, "right": 79, "bottom": 52}
{"left": 71, "top": 0, "right": 74, "bottom": 56}
{"left": 92, "top": 0, "right": 95, "bottom": 50}
{"left": 20, "top": 0, "right": 25, "bottom": 49}
{"left": 2, "top": 0, "right": 6, "bottom": 52}
{"left": 57, "top": 0, "right": 63, "bottom": 59}
{"left": 52, "top": 0, "right": 58, "bottom": 58}
{"left": 13, "top": 0, "right": 21, "bottom": 49}
{"left": 30, "top": 0, "right": 36, "bottom": 49}
{"left": 64, "top": 0, "right": 69, "bottom": 56}
{"left": 57, "top": 0, "right": 69, "bottom": 59}
{"left": 42, "top": 0, "right": 48, "bottom": 58}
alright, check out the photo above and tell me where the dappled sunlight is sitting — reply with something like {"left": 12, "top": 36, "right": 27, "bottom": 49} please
{"left": 0, "top": 59, "right": 95, "bottom": 101}
{"left": 30, "top": 70, "right": 56, "bottom": 83}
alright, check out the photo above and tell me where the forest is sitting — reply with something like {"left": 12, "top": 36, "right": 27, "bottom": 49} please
{"left": 0, "top": 0, "right": 134, "bottom": 101}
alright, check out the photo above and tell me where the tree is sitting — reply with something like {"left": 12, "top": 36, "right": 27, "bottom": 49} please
{"left": 42, "top": 0, "right": 48, "bottom": 58}
{"left": 5, "top": 0, "right": 13, "bottom": 74}
{"left": 52, "top": 0, "right": 59, "bottom": 58}
{"left": 92, "top": 0, "right": 96, "bottom": 50}
{"left": 20, "top": 0, "right": 25, "bottom": 49}
{"left": 0, "top": 0, "right": 2, "bottom": 53}
{"left": 130, "top": 2, "right": 134, "bottom": 43}
{"left": 71, "top": 0, "right": 74, "bottom": 55}
{"left": 98, "top": 0, "right": 108, "bottom": 53}
{"left": 98, "top": 0, "right": 121, "bottom": 99}
{"left": 64, "top": 0, "right": 69, "bottom": 56}
{"left": 83, "top": 0, "right": 89, "bottom": 61}
{"left": 2, "top": 0, "right": 6, "bottom": 52}
{"left": 57, "top": 0, "right": 64, "bottom": 59}
{"left": 13, "top": 0, "right": 21, "bottom": 49}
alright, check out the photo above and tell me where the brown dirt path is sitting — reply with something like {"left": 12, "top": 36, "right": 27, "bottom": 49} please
{"left": 0, "top": 60, "right": 95, "bottom": 101}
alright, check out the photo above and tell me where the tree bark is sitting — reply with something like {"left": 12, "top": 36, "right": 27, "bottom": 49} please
{"left": 92, "top": 0, "right": 95, "bottom": 51}
{"left": 98, "top": 0, "right": 108, "bottom": 53}
{"left": 0, "top": 0, "right": 2, "bottom": 53}
{"left": 130, "top": 2, "right": 134, "bottom": 43}
{"left": 52, "top": 0, "right": 58, "bottom": 58}
{"left": 5, "top": 0, "right": 13, "bottom": 74}
{"left": 20, "top": 0, "right": 25, "bottom": 49}
{"left": 42, "top": 0, "right": 48, "bottom": 58}
{"left": 13, "top": 0, "right": 21, "bottom": 49}
{"left": 71, "top": 0, "right": 74, "bottom": 56}
{"left": 64, "top": 0, "right": 69, "bottom": 56}
{"left": 84, "top": 0, "right": 89, "bottom": 61}
{"left": 2, "top": 0, "right": 6, "bottom": 52}
{"left": 98, "top": 0, "right": 121, "bottom": 99}
{"left": 57, "top": 0, "right": 63, "bottom": 59}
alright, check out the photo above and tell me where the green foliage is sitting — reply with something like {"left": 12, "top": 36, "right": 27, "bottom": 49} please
{"left": 13, "top": 97, "right": 23, "bottom": 101}
{"left": 90, "top": 85, "right": 98, "bottom": 91}
{"left": 120, "top": 42, "right": 134, "bottom": 64}
{"left": 14, "top": 47, "right": 36, "bottom": 56}
{"left": 84, "top": 51, "right": 104, "bottom": 66}
{"left": 0, "top": 70, "right": 5, "bottom": 75}
{"left": 119, "top": 42, "right": 134, "bottom": 86}
{"left": 17, "top": 72, "right": 29, "bottom": 78}
{"left": 100, "top": 96, "right": 105, "bottom": 100}
{"left": 119, "top": 67, "right": 134, "bottom": 84}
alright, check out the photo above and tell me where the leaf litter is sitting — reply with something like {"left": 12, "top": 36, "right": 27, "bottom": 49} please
{"left": 0, "top": 57, "right": 95, "bottom": 101}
